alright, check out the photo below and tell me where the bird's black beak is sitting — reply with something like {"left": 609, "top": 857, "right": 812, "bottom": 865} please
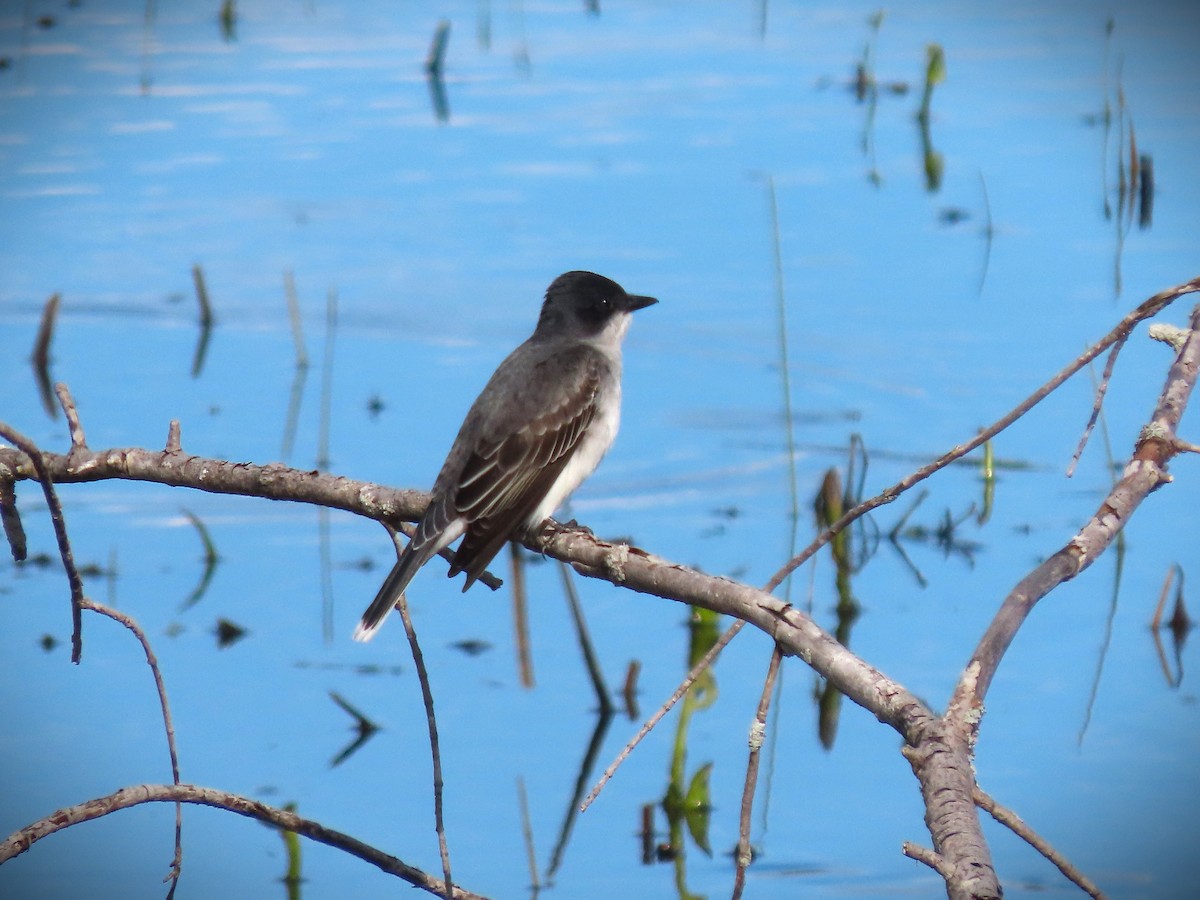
{"left": 622, "top": 293, "right": 658, "bottom": 312}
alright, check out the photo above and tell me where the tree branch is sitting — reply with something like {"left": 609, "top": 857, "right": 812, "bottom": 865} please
{"left": 4, "top": 281, "right": 1198, "bottom": 898}
{"left": 957, "top": 301, "right": 1200, "bottom": 709}
{"left": 0, "top": 784, "right": 488, "bottom": 900}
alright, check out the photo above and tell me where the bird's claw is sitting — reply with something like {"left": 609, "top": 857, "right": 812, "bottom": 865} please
{"left": 533, "top": 517, "right": 594, "bottom": 546}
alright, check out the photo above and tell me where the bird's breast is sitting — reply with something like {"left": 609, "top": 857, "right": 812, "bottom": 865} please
{"left": 525, "top": 381, "right": 621, "bottom": 528}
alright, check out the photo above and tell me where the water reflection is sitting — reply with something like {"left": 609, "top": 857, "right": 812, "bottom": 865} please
{"left": 2, "top": 2, "right": 1199, "bottom": 898}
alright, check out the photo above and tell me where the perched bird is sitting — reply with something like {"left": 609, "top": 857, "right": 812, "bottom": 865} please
{"left": 353, "top": 271, "right": 657, "bottom": 641}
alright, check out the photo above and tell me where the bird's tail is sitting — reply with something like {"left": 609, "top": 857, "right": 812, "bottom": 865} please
{"left": 352, "top": 542, "right": 434, "bottom": 642}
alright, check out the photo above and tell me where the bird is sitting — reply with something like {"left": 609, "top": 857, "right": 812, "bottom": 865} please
{"left": 353, "top": 270, "right": 657, "bottom": 641}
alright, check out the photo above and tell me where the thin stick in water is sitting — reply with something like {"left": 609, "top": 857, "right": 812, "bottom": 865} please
{"left": 394, "top": 592, "right": 454, "bottom": 899}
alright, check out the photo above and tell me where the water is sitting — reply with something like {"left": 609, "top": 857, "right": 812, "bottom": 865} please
{"left": 2, "top": 2, "right": 1199, "bottom": 898}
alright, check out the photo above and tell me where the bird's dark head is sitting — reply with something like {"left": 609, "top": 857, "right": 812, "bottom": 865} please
{"left": 535, "top": 271, "right": 657, "bottom": 341}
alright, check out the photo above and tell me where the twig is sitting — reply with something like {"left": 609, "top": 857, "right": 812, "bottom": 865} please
{"left": 732, "top": 645, "right": 782, "bottom": 899}
{"left": 764, "top": 274, "right": 1200, "bottom": 592}
{"left": 1067, "top": 333, "right": 1128, "bottom": 477}
{"left": 974, "top": 787, "right": 1106, "bottom": 899}
{"left": 0, "top": 465, "right": 27, "bottom": 562}
{"left": 56, "top": 382, "right": 87, "bottom": 452}
{"left": 7, "top": 279, "right": 1199, "bottom": 897}
{"left": 580, "top": 619, "right": 744, "bottom": 812}
{"left": 80, "top": 598, "right": 184, "bottom": 888}
{"left": 959, "top": 300, "right": 1200, "bottom": 706}
{"left": 901, "top": 841, "right": 953, "bottom": 879}
{"left": 0, "top": 420, "right": 85, "bottom": 662}
{"left": 393, "top": 592, "right": 454, "bottom": 899}
{"left": 0, "top": 784, "right": 488, "bottom": 900}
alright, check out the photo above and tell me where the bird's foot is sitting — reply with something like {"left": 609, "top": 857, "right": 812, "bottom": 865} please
{"left": 532, "top": 517, "right": 594, "bottom": 546}
{"left": 558, "top": 517, "right": 594, "bottom": 536}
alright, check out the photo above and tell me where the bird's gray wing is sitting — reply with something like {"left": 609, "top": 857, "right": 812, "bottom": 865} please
{"left": 447, "top": 349, "right": 602, "bottom": 589}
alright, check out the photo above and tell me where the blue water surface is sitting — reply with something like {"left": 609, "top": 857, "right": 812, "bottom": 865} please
{"left": 2, "top": 2, "right": 1199, "bottom": 898}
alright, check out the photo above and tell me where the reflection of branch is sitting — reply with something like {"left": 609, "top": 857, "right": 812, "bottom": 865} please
{"left": 516, "top": 777, "right": 540, "bottom": 893}
{"left": 558, "top": 561, "right": 612, "bottom": 715}
{"left": 328, "top": 691, "right": 380, "bottom": 767}
{"left": 0, "top": 784, "right": 488, "bottom": 900}
{"left": 179, "top": 508, "right": 220, "bottom": 610}
{"left": 976, "top": 172, "right": 995, "bottom": 297}
{"left": 280, "top": 269, "right": 310, "bottom": 463}
{"left": 543, "top": 708, "right": 612, "bottom": 882}
{"left": 1150, "top": 564, "right": 1190, "bottom": 688}
{"left": 916, "top": 45, "right": 945, "bottom": 192}
{"left": 510, "top": 542, "right": 535, "bottom": 687}
{"left": 190, "top": 264, "right": 215, "bottom": 378}
{"left": 30, "top": 292, "right": 60, "bottom": 419}
{"left": 425, "top": 20, "right": 451, "bottom": 122}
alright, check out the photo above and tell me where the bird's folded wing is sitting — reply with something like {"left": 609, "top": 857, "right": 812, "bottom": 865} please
{"left": 449, "top": 358, "right": 601, "bottom": 588}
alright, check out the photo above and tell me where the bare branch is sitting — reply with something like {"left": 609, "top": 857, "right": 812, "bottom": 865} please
{"left": 0, "top": 784, "right": 489, "bottom": 900}
{"left": 974, "top": 787, "right": 1106, "bottom": 899}
{"left": 0, "top": 442, "right": 427, "bottom": 523}
{"left": 764, "top": 274, "right": 1200, "bottom": 592}
{"left": 0, "top": 422, "right": 86, "bottom": 662}
{"left": 732, "top": 644, "right": 783, "bottom": 899}
{"left": 0, "top": 440, "right": 501, "bottom": 590}
{"left": 81, "top": 599, "right": 184, "bottom": 887}
{"left": 581, "top": 620, "right": 750, "bottom": 812}
{"left": 0, "top": 464, "right": 26, "bottom": 562}
{"left": 393, "top": 592, "right": 454, "bottom": 899}
{"left": 55, "top": 382, "right": 87, "bottom": 452}
{"left": 6, "top": 280, "right": 1198, "bottom": 898}
{"left": 902, "top": 841, "right": 954, "bottom": 879}
{"left": 958, "top": 301, "right": 1200, "bottom": 708}
{"left": 1067, "top": 333, "right": 1127, "bottom": 477}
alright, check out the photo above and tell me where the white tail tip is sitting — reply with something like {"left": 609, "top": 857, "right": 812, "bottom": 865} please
{"left": 351, "top": 620, "right": 381, "bottom": 643}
